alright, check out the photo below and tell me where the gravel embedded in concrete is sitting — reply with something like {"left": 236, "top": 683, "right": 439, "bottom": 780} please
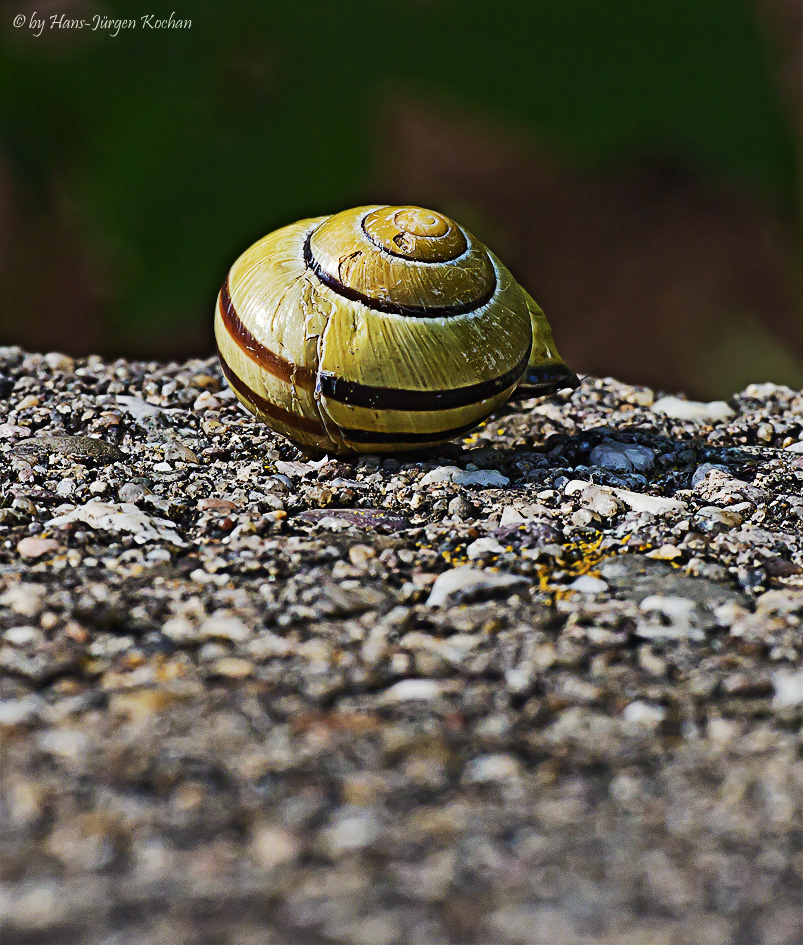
{"left": 3, "top": 349, "right": 803, "bottom": 943}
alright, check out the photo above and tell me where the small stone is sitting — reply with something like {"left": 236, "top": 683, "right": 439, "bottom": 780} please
{"left": 14, "top": 435, "right": 124, "bottom": 465}
{"left": 379, "top": 679, "right": 445, "bottom": 703}
{"left": 569, "top": 575, "right": 608, "bottom": 593}
{"left": 463, "top": 753, "right": 521, "bottom": 783}
{"left": 43, "top": 351, "right": 75, "bottom": 372}
{"left": 466, "top": 537, "right": 505, "bottom": 559}
{"left": 0, "top": 584, "right": 47, "bottom": 616}
{"left": 646, "top": 544, "right": 683, "bottom": 561}
{"left": 622, "top": 701, "right": 667, "bottom": 727}
{"left": 571, "top": 509, "right": 597, "bottom": 527}
{"left": 652, "top": 396, "right": 735, "bottom": 421}
{"left": 426, "top": 568, "right": 529, "bottom": 607}
{"left": 251, "top": 824, "right": 301, "bottom": 869}
{"left": 210, "top": 656, "right": 254, "bottom": 678}
{"left": 163, "top": 441, "right": 200, "bottom": 464}
{"left": 193, "top": 391, "right": 221, "bottom": 411}
{"left": 47, "top": 501, "right": 185, "bottom": 546}
{"left": 772, "top": 669, "right": 803, "bottom": 709}
{"left": 590, "top": 439, "right": 655, "bottom": 473}
{"left": 420, "top": 466, "right": 509, "bottom": 488}
{"left": 499, "top": 506, "right": 526, "bottom": 527}
{"left": 348, "top": 544, "right": 375, "bottom": 569}
{"left": 612, "top": 488, "right": 686, "bottom": 516}
{"left": 640, "top": 595, "right": 696, "bottom": 620}
{"left": 321, "top": 808, "right": 379, "bottom": 854}
{"left": 694, "top": 506, "right": 742, "bottom": 533}
{"left": 115, "top": 395, "right": 163, "bottom": 419}
{"left": 4, "top": 625, "right": 43, "bottom": 646}
{"left": 582, "top": 484, "right": 623, "bottom": 518}
{"left": 197, "top": 613, "right": 253, "bottom": 643}
{"left": 0, "top": 422, "right": 31, "bottom": 439}
{"left": 17, "top": 537, "right": 60, "bottom": 559}
{"left": 56, "top": 478, "right": 75, "bottom": 497}
{"left": 0, "top": 697, "right": 42, "bottom": 727}
{"left": 198, "top": 497, "right": 238, "bottom": 512}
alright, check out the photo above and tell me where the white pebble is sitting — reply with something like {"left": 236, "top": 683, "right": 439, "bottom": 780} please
{"left": 379, "top": 679, "right": 445, "bottom": 703}
{"left": 426, "top": 568, "right": 529, "bottom": 607}
{"left": 652, "top": 396, "right": 734, "bottom": 421}
{"left": 420, "top": 466, "right": 509, "bottom": 488}
{"left": 0, "top": 697, "right": 41, "bottom": 727}
{"left": 193, "top": 391, "right": 221, "bottom": 411}
{"left": 463, "top": 753, "right": 521, "bottom": 783}
{"left": 639, "top": 595, "right": 695, "bottom": 620}
{"left": 499, "top": 506, "right": 525, "bottom": 527}
{"left": 466, "top": 537, "right": 505, "bottom": 559}
{"left": 622, "top": 701, "right": 667, "bottom": 727}
{"left": 773, "top": 669, "right": 803, "bottom": 709}
{"left": 3, "top": 625, "right": 43, "bottom": 646}
{"left": 569, "top": 575, "right": 608, "bottom": 594}
{"left": 197, "top": 613, "right": 252, "bottom": 643}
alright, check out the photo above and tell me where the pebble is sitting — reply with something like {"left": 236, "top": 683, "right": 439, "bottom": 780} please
{"left": 0, "top": 697, "right": 42, "bottom": 727}
{"left": 646, "top": 544, "right": 683, "bottom": 561}
{"left": 569, "top": 575, "right": 608, "bottom": 593}
{"left": 590, "top": 439, "right": 655, "bottom": 472}
{"left": 463, "top": 753, "right": 521, "bottom": 783}
{"left": 694, "top": 506, "right": 743, "bottom": 532}
{"left": 420, "top": 465, "right": 510, "bottom": 487}
{"left": 4, "top": 625, "right": 44, "bottom": 646}
{"left": 250, "top": 825, "right": 301, "bottom": 869}
{"left": 622, "top": 701, "right": 667, "bottom": 728}
{"left": 466, "top": 536, "right": 505, "bottom": 559}
{"left": 193, "top": 391, "right": 221, "bottom": 411}
{"left": 611, "top": 488, "right": 686, "bottom": 516}
{"left": 426, "top": 568, "right": 530, "bottom": 607}
{"left": 378, "top": 679, "right": 446, "bottom": 703}
{"left": 321, "top": 808, "right": 380, "bottom": 854}
{"left": 565, "top": 481, "right": 623, "bottom": 517}
{"left": 14, "top": 435, "right": 124, "bottom": 465}
{"left": 43, "top": 352, "right": 75, "bottom": 372}
{"left": 47, "top": 501, "right": 186, "bottom": 545}
{"left": 115, "top": 395, "right": 163, "bottom": 419}
{"left": 0, "top": 583, "right": 46, "bottom": 616}
{"left": 197, "top": 613, "right": 253, "bottom": 643}
{"left": 691, "top": 463, "right": 730, "bottom": 487}
{"left": 16, "top": 537, "right": 60, "bottom": 559}
{"left": 652, "top": 396, "right": 735, "bottom": 421}
{"left": 772, "top": 670, "right": 803, "bottom": 709}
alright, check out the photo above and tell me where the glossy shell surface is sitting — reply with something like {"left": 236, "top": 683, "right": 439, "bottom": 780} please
{"left": 215, "top": 205, "right": 573, "bottom": 453}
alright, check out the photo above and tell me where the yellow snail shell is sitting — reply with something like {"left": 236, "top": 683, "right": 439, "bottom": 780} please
{"left": 214, "top": 205, "right": 577, "bottom": 454}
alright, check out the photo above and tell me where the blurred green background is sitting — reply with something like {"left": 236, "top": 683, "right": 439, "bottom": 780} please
{"left": 2, "top": 0, "right": 802, "bottom": 397}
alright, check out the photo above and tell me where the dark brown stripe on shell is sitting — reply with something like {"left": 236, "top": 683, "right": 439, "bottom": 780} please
{"left": 340, "top": 417, "right": 485, "bottom": 445}
{"left": 218, "top": 278, "right": 315, "bottom": 389}
{"left": 303, "top": 234, "right": 496, "bottom": 318}
{"left": 217, "top": 352, "right": 327, "bottom": 438}
{"left": 319, "top": 341, "right": 531, "bottom": 412}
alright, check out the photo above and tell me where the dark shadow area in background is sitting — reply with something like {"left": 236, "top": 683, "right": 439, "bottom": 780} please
{"left": 1, "top": 0, "right": 801, "bottom": 399}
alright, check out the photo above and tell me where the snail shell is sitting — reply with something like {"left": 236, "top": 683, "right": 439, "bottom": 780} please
{"left": 215, "top": 205, "right": 577, "bottom": 454}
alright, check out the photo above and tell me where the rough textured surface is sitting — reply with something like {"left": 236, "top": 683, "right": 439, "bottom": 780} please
{"left": 3, "top": 349, "right": 803, "bottom": 944}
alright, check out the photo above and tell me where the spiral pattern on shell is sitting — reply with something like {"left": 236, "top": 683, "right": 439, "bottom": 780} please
{"left": 214, "top": 205, "right": 575, "bottom": 454}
